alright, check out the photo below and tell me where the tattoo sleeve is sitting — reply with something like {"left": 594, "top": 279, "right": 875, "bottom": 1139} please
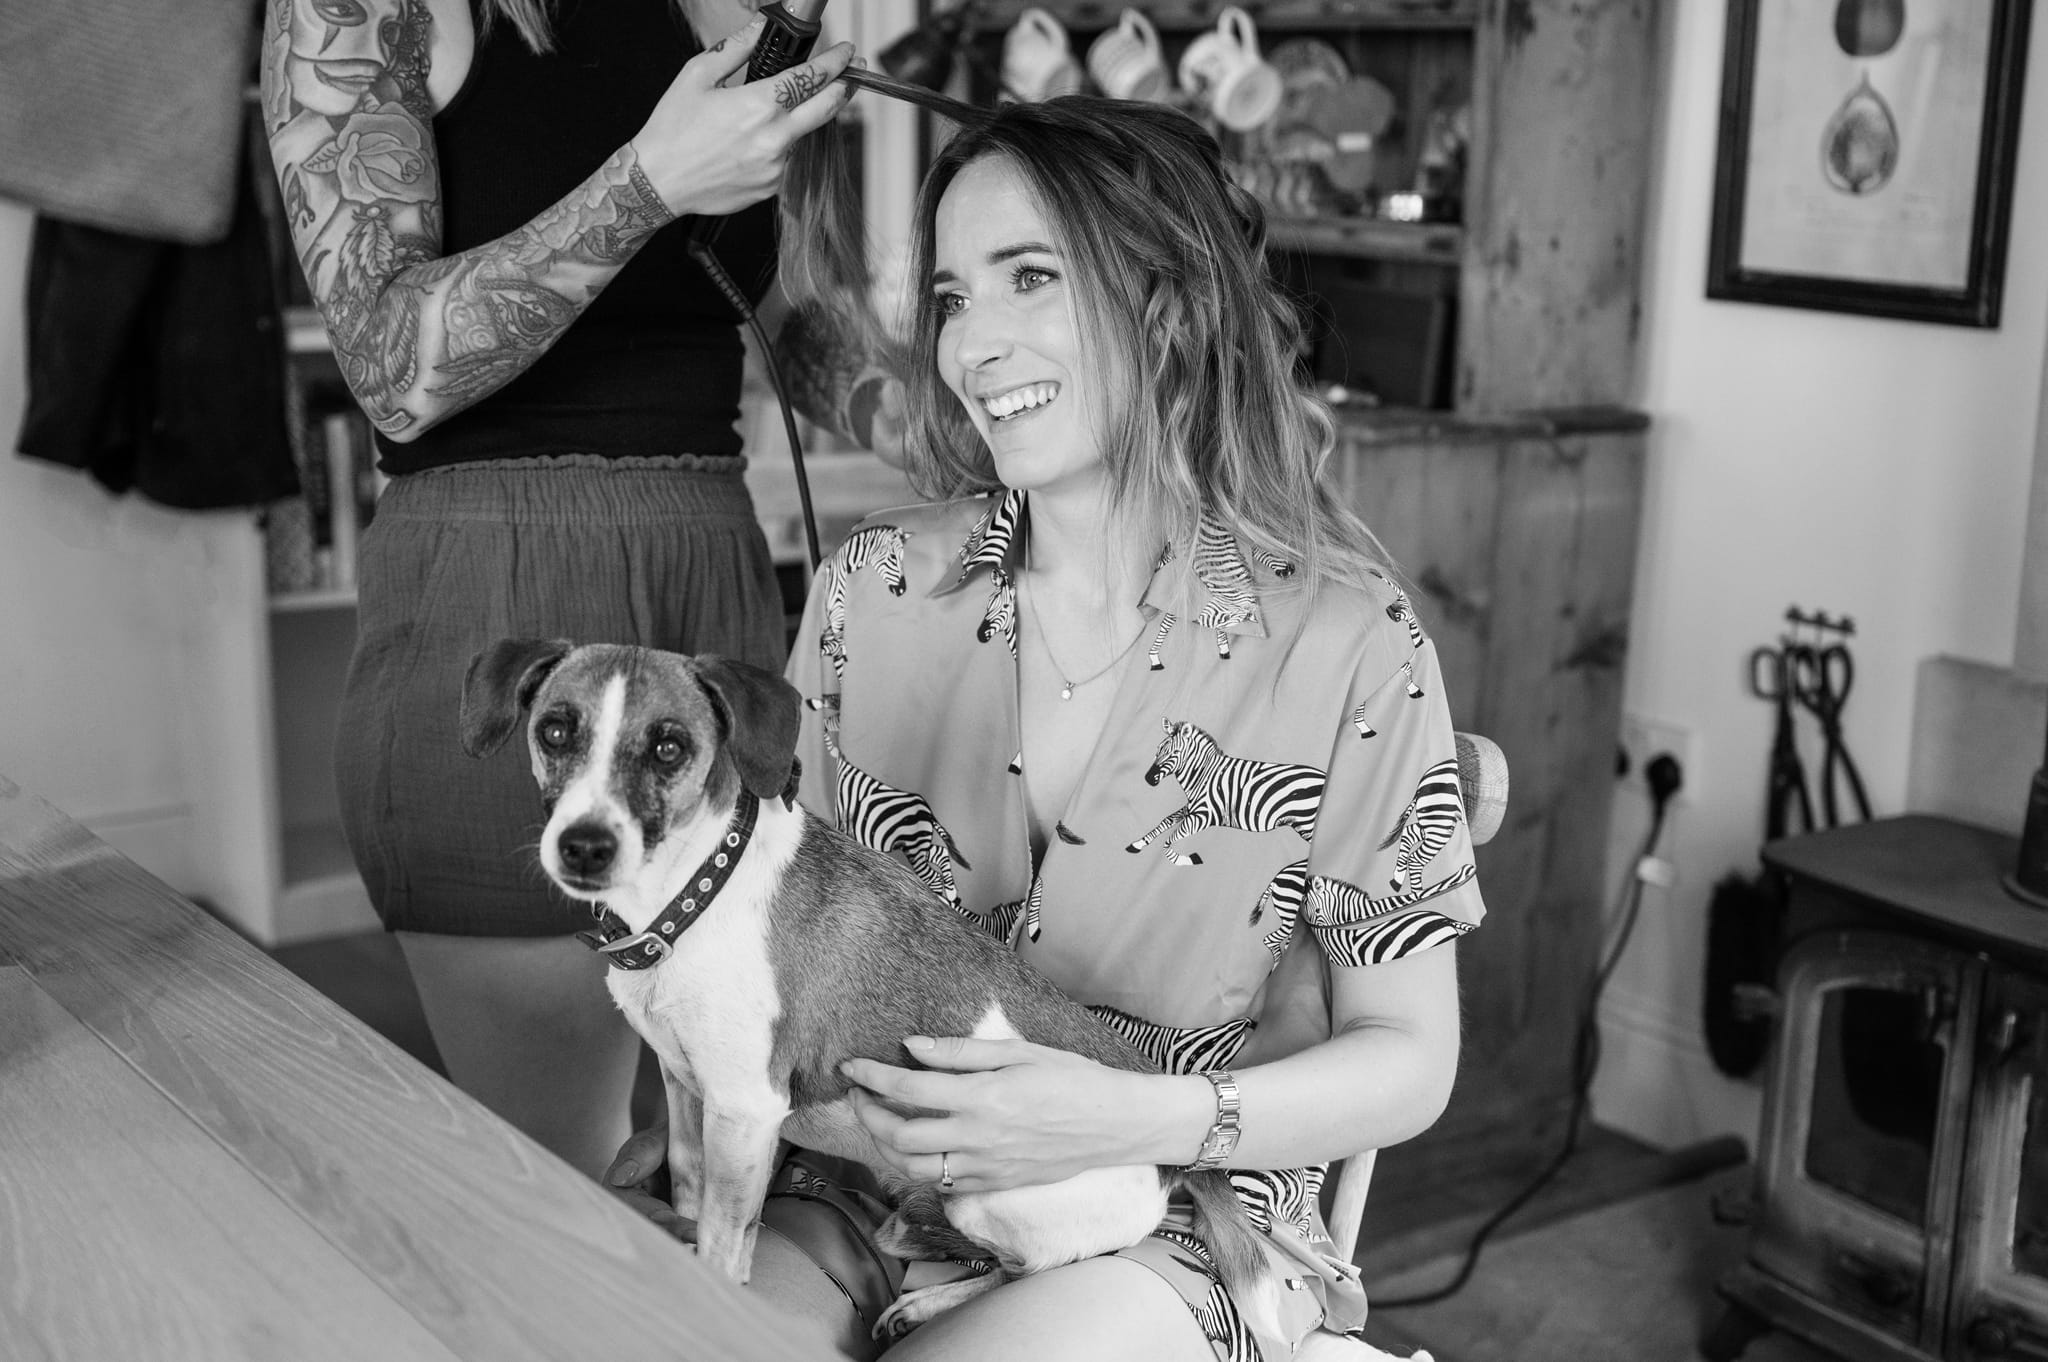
{"left": 260, "top": 0, "right": 679, "bottom": 440}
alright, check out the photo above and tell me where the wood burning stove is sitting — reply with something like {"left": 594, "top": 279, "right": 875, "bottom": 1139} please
{"left": 1706, "top": 816, "right": 2048, "bottom": 1362}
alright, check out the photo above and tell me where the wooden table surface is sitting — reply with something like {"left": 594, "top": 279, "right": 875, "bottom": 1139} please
{"left": 0, "top": 775, "right": 838, "bottom": 1362}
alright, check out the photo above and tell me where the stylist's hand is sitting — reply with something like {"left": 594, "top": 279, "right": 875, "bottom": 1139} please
{"left": 632, "top": 18, "right": 858, "bottom": 218}
{"left": 841, "top": 1037, "right": 1149, "bottom": 1193}
{"left": 603, "top": 1119, "right": 698, "bottom": 1244}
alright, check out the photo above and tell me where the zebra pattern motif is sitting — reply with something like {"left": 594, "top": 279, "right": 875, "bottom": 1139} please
{"left": 1147, "top": 612, "right": 1177, "bottom": 671}
{"left": 1304, "top": 867, "right": 1478, "bottom": 964}
{"left": 841, "top": 523, "right": 911, "bottom": 595}
{"left": 1228, "top": 1165, "right": 1327, "bottom": 1239}
{"left": 1370, "top": 568, "right": 1426, "bottom": 647}
{"left": 817, "top": 526, "right": 912, "bottom": 679}
{"left": 1380, "top": 757, "right": 1465, "bottom": 892}
{"left": 976, "top": 566, "right": 1017, "bottom": 657}
{"left": 954, "top": 489, "right": 1022, "bottom": 588}
{"left": 957, "top": 894, "right": 1022, "bottom": 945}
{"left": 1251, "top": 547, "right": 1295, "bottom": 578}
{"left": 1190, "top": 519, "right": 1262, "bottom": 659}
{"left": 1002, "top": 873, "right": 1045, "bottom": 942}
{"left": 1085, "top": 1004, "right": 1255, "bottom": 1074}
{"left": 1152, "top": 1228, "right": 1260, "bottom": 1362}
{"left": 1127, "top": 719, "right": 1324, "bottom": 864}
{"left": 826, "top": 735, "right": 971, "bottom": 907}
{"left": 817, "top": 555, "right": 849, "bottom": 678}
{"left": 1250, "top": 858, "right": 1309, "bottom": 966}
{"left": 1348, "top": 703, "right": 1377, "bottom": 740}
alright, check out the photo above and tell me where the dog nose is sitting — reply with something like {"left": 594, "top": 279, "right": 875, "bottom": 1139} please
{"left": 557, "top": 824, "right": 618, "bottom": 877}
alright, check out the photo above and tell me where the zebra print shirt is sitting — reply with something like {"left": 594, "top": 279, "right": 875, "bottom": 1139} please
{"left": 785, "top": 490, "right": 1486, "bottom": 1348}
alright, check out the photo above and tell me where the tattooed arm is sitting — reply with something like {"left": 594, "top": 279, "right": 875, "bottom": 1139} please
{"left": 259, "top": 0, "right": 855, "bottom": 442}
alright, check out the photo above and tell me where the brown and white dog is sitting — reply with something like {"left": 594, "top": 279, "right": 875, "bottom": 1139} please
{"left": 460, "top": 639, "right": 1277, "bottom": 1337}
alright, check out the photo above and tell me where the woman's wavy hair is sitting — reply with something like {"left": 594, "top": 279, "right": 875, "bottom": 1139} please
{"left": 891, "top": 95, "right": 1392, "bottom": 594}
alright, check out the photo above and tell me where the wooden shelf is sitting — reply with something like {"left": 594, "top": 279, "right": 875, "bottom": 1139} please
{"left": 1266, "top": 214, "right": 1463, "bottom": 263}
{"left": 969, "top": 0, "right": 1476, "bottom": 32}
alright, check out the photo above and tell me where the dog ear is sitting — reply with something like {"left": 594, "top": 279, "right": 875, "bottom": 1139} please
{"left": 460, "top": 638, "right": 573, "bottom": 758}
{"left": 691, "top": 655, "right": 803, "bottom": 801}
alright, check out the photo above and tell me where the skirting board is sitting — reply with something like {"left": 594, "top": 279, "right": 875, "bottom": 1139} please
{"left": 1591, "top": 989, "right": 1763, "bottom": 1154}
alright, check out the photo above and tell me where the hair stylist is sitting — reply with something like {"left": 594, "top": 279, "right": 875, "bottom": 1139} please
{"left": 257, "top": 0, "right": 886, "bottom": 1179}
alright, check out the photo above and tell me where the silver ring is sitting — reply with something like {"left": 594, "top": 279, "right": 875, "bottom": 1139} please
{"left": 940, "top": 1151, "right": 955, "bottom": 1190}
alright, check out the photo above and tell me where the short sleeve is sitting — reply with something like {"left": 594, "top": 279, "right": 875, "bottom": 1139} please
{"left": 1302, "top": 638, "right": 1486, "bottom": 967}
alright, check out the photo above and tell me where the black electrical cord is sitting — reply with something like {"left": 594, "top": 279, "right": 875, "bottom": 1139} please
{"left": 1375, "top": 754, "right": 1684, "bottom": 1309}
{"left": 687, "top": 241, "right": 823, "bottom": 575}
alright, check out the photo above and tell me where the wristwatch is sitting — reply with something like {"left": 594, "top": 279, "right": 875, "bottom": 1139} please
{"left": 1187, "top": 1070, "right": 1242, "bottom": 1171}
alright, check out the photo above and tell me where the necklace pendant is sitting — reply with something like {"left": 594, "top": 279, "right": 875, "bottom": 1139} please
{"left": 1060, "top": 681, "right": 1074, "bottom": 700}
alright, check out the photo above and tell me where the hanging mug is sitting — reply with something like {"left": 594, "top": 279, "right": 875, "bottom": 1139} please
{"left": 1178, "top": 6, "right": 1283, "bottom": 132}
{"left": 1087, "top": 9, "right": 1170, "bottom": 103}
{"left": 1003, "top": 8, "right": 1085, "bottom": 103}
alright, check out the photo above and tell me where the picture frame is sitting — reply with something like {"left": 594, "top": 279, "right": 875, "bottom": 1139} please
{"left": 1706, "top": 0, "right": 2032, "bottom": 328}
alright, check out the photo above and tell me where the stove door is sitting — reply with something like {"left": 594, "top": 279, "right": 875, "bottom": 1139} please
{"left": 1949, "top": 966, "right": 2048, "bottom": 1362}
{"left": 1751, "top": 930, "right": 1981, "bottom": 1357}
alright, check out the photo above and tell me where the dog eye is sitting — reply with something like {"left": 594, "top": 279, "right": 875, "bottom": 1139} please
{"left": 651, "top": 735, "right": 687, "bottom": 767}
{"left": 538, "top": 717, "right": 575, "bottom": 750}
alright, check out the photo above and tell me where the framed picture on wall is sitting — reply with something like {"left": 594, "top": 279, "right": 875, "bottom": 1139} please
{"left": 1706, "top": 0, "right": 2032, "bottom": 328}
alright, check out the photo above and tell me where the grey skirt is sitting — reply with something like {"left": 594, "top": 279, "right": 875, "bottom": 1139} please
{"left": 336, "top": 456, "right": 786, "bottom": 937}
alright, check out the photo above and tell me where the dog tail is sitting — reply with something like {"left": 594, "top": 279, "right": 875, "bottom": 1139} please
{"left": 1181, "top": 1170, "right": 1282, "bottom": 1341}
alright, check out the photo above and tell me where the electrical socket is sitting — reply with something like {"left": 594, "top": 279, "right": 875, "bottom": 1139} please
{"left": 1619, "top": 712, "right": 1698, "bottom": 803}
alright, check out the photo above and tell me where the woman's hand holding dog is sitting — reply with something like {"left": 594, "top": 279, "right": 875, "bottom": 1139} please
{"left": 603, "top": 1120, "right": 699, "bottom": 1244}
{"left": 840, "top": 1036, "right": 1205, "bottom": 1192}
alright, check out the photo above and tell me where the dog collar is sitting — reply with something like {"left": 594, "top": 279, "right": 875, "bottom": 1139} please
{"left": 576, "top": 792, "right": 760, "bottom": 970}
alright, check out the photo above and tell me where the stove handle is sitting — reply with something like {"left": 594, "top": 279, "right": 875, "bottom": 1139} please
{"left": 1834, "top": 1250, "right": 1915, "bottom": 1310}
{"left": 1968, "top": 1312, "right": 2048, "bottom": 1360}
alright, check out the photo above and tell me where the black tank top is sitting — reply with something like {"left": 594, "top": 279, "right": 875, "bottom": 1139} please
{"left": 376, "top": 0, "right": 779, "bottom": 473}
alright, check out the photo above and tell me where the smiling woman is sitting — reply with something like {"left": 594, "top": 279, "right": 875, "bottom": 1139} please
{"left": 664, "top": 95, "right": 1481, "bottom": 1362}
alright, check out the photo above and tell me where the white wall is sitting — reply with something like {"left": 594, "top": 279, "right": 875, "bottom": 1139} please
{"left": 0, "top": 203, "right": 276, "bottom": 928}
{"left": 1592, "top": 0, "right": 2048, "bottom": 1150}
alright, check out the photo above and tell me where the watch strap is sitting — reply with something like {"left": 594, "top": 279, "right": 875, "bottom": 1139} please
{"left": 1186, "top": 1069, "right": 1242, "bottom": 1171}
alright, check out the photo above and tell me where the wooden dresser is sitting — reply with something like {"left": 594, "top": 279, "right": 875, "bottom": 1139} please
{"left": 1330, "top": 404, "right": 1649, "bottom": 1149}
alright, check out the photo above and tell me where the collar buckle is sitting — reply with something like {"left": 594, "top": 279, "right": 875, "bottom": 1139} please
{"left": 571, "top": 793, "right": 760, "bottom": 972}
{"left": 591, "top": 928, "right": 672, "bottom": 968}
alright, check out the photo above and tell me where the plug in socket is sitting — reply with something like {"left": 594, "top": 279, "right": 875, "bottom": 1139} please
{"left": 1620, "top": 713, "right": 1697, "bottom": 804}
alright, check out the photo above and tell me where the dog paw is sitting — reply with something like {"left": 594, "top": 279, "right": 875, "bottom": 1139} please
{"left": 871, "top": 1274, "right": 1008, "bottom": 1339}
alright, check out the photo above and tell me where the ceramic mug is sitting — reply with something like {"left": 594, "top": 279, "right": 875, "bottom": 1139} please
{"left": 1003, "top": 8, "right": 1085, "bottom": 102}
{"left": 1178, "top": 6, "right": 1283, "bottom": 131}
{"left": 1086, "top": 8, "right": 1169, "bottom": 103}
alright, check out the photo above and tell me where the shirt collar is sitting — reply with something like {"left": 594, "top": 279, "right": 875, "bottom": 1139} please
{"left": 934, "top": 489, "right": 1271, "bottom": 643}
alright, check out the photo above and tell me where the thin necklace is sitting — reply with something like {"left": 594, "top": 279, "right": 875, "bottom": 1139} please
{"left": 1018, "top": 549, "right": 1144, "bottom": 701}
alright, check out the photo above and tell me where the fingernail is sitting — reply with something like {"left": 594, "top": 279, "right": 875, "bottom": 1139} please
{"left": 613, "top": 1161, "right": 639, "bottom": 1184}
{"left": 905, "top": 1035, "right": 935, "bottom": 1052}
